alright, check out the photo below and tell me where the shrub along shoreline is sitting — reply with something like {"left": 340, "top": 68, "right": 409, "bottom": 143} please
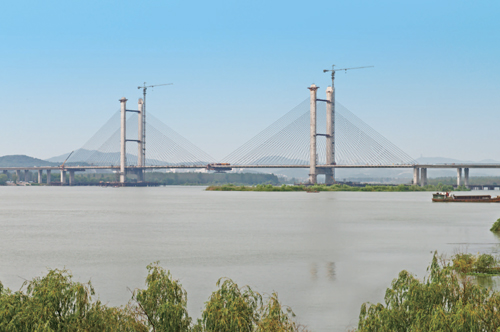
{"left": 4, "top": 252, "right": 500, "bottom": 331}
{"left": 358, "top": 252, "right": 500, "bottom": 331}
{"left": 0, "top": 262, "right": 306, "bottom": 332}
{"left": 206, "top": 183, "right": 469, "bottom": 192}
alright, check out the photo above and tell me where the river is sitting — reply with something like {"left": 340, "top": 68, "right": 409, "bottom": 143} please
{"left": 1, "top": 186, "right": 499, "bottom": 331}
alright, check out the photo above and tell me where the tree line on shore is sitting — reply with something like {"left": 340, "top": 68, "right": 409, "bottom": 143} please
{"left": 207, "top": 183, "right": 469, "bottom": 192}
{"left": 0, "top": 172, "right": 281, "bottom": 186}
{"left": 4, "top": 251, "right": 500, "bottom": 331}
{"left": 5, "top": 171, "right": 500, "bottom": 188}
{"left": 428, "top": 176, "right": 500, "bottom": 186}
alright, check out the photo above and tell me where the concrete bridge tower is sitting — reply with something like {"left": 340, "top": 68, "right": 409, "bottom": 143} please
{"left": 137, "top": 98, "right": 144, "bottom": 181}
{"left": 120, "top": 97, "right": 127, "bottom": 183}
{"left": 325, "top": 86, "right": 335, "bottom": 184}
{"left": 308, "top": 84, "right": 319, "bottom": 184}
{"left": 119, "top": 97, "right": 146, "bottom": 184}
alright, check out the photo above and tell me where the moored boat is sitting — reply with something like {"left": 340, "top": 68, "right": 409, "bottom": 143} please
{"left": 432, "top": 192, "right": 500, "bottom": 202}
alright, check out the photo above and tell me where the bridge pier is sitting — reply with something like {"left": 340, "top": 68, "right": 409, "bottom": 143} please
{"left": 120, "top": 97, "right": 127, "bottom": 184}
{"left": 47, "top": 170, "right": 51, "bottom": 185}
{"left": 60, "top": 169, "right": 66, "bottom": 185}
{"left": 135, "top": 168, "right": 144, "bottom": 182}
{"left": 457, "top": 168, "right": 462, "bottom": 187}
{"left": 464, "top": 168, "right": 469, "bottom": 187}
{"left": 24, "top": 170, "right": 29, "bottom": 182}
{"left": 38, "top": 170, "right": 43, "bottom": 183}
{"left": 413, "top": 167, "right": 419, "bottom": 185}
{"left": 420, "top": 168, "right": 427, "bottom": 186}
{"left": 69, "top": 170, "right": 75, "bottom": 186}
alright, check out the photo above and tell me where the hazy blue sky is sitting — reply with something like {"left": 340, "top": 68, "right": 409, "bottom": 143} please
{"left": 1, "top": 0, "right": 499, "bottom": 161}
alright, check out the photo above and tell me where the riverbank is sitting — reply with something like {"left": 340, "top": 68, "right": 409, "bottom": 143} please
{"left": 206, "top": 183, "right": 470, "bottom": 192}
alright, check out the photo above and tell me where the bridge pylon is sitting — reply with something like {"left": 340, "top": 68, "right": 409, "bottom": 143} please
{"left": 308, "top": 84, "right": 319, "bottom": 184}
{"left": 325, "top": 86, "right": 335, "bottom": 184}
{"left": 310, "top": 84, "right": 336, "bottom": 185}
{"left": 119, "top": 97, "right": 146, "bottom": 184}
{"left": 137, "top": 98, "right": 144, "bottom": 181}
{"left": 120, "top": 97, "right": 128, "bottom": 183}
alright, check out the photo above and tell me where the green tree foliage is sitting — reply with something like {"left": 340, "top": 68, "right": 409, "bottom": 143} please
{"left": 452, "top": 253, "right": 477, "bottom": 274}
{"left": 474, "top": 254, "right": 497, "bottom": 273}
{"left": 451, "top": 253, "right": 499, "bottom": 275}
{"left": 207, "top": 183, "right": 466, "bottom": 192}
{"left": 491, "top": 218, "right": 500, "bottom": 233}
{"left": 0, "top": 269, "right": 144, "bottom": 331}
{"left": 144, "top": 172, "right": 280, "bottom": 186}
{"left": 198, "top": 279, "right": 302, "bottom": 332}
{"left": 0, "top": 174, "right": 7, "bottom": 185}
{"left": 132, "top": 262, "right": 191, "bottom": 332}
{"left": 200, "top": 278, "right": 262, "bottom": 332}
{"left": 68, "top": 172, "right": 280, "bottom": 186}
{"left": 357, "top": 253, "right": 500, "bottom": 331}
{"left": 429, "top": 176, "right": 500, "bottom": 186}
{"left": 0, "top": 264, "right": 305, "bottom": 332}
{"left": 256, "top": 292, "right": 301, "bottom": 332}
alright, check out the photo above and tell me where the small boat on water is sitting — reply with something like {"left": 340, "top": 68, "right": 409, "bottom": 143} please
{"left": 432, "top": 192, "right": 500, "bottom": 202}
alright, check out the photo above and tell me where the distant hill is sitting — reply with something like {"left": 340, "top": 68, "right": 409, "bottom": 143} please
{"left": 0, "top": 155, "right": 89, "bottom": 167}
{"left": 478, "top": 159, "right": 500, "bottom": 164}
{"left": 415, "top": 157, "right": 500, "bottom": 165}
{"left": 0, "top": 155, "right": 59, "bottom": 167}
{"left": 415, "top": 157, "right": 471, "bottom": 164}
{"left": 46, "top": 149, "right": 211, "bottom": 166}
{"left": 45, "top": 149, "right": 93, "bottom": 163}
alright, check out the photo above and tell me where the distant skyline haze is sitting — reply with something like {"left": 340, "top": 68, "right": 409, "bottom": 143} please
{"left": 1, "top": 0, "right": 499, "bottom": 161}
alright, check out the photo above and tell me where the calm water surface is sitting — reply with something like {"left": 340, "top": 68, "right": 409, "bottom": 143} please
{"left": 1, "top": 186, "right": 500, "bottom": 331}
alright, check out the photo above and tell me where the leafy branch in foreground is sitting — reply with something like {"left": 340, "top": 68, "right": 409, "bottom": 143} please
{"left": 0, "top": 269, "right": 144, "bottom": 332}
{"left": 357, "top": 252, "right": 500, "bottom": 331}
{"left": 196, "top": 278, "right": 307, "bottom": 332}
{"left": 0, "top": 264, "right": 307, "bottom": 331}
{"left": 131, "top": 262, "right": 191, "bottom": 332}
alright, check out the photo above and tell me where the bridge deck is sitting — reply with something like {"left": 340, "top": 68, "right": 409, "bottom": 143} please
{"left": 2, "top": 164, "right": 500, "bottom": 171}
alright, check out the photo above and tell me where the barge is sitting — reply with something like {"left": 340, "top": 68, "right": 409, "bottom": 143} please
{"left": 432, "top": 192, "right": 500, "bottom": 202}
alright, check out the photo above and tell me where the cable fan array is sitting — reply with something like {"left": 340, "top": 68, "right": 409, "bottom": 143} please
{"left": 68, "top": 112, "right": 215, "bottom": 166}
{"left": 67, "top": 99, "right": 415, "bottom": 167}
{"left": 222, "top": 99, "right": 415, "bottom": 166}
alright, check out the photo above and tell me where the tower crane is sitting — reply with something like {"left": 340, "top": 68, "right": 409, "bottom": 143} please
{"left": 323, "top": 65, "right": 374, "bottom": 89}
{"left": 137, "top": 82, "right": 173, "bottom": 166}
{"left": 321, "top": 65, "right": 373, "bottom": 183}
{"left": 60, "top": 151, "right": 74, "bottom": 168}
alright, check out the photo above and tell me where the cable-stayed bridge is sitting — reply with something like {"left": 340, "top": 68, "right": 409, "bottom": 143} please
{"left": 2, "top": 84, "right": 499, "bottom": 186}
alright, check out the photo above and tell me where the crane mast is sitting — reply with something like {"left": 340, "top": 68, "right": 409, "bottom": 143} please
{"left": 322, "top": 65, "right": 373, "bottom": 183}
{"left": 137, "top": 82, "right": 173, "bottom": 166}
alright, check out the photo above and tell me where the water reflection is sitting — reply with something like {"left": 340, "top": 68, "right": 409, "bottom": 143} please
{"left": 310, "top": 262, "right": 336, "bottom": 281}
{"left": 475, "top": 275, "right": 500, "bottom": 290}
{"left": 310, "top": 263, "right": 318, "bottom": 280}
{"left": 326, "top": 262, "right": 336, "bottom": 280}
